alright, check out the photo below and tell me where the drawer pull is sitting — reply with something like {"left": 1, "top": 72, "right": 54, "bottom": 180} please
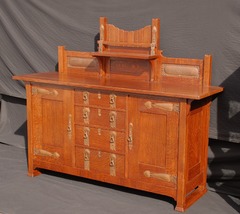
{"left": 109, "top": 111, "right": 117, "bottom": 128}
{"left": 32, "top": 88, "right": 58, "bottom": 96}
{"left": 128, "top": 123, "right": 133, "bottom": 150}
{"left": 144, "top": 170, "right": 176, "bottom": 183}
{"left": 83, "top": 91, "right": 89, "bottom": 104}
{"left": 84, "top": 149, "right": 90, "bottom": 170}
{"left": 144, "top": 101, "right": 179, "bottom": 112}
{"left": 110, "top": 154, "right": 116, "bottom": 176}
{"left": 34, "top": 148, "right": 60, "bottom": 158}
{"left": 83, "top": 108, "right": 90, "bottom": 124}
{"left": 83, "top": 127, "right": 90, "bottom": 146}
{"left": 109, "top": 131, "right": 116, "bottom": 151}
{"left": 109, "top": 94, "right": 116, "bottom": 108}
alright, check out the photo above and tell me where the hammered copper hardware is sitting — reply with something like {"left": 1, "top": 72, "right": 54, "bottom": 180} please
{"left": 83, "top": 91, "right": 89, "bottom": 104}
{"left": 144, "top": 101, "right": 179, "bottom": 112}
{"left": 110, "top": 154, "right": 116, "bottom": 176}
{"left": 98, "top": 92, "right": 101, "bottom": 99}
{"left": 109, "top": 131, "right": 116, "bottom": 151}
{"left": 83, "top": 127, "right": 90, "bottom": 146}
{"left": 98, "top": 109, "right": 102, "bottom": 116}
{"left": 151, "top": 26, "right": 157, "bottom": 55}
{"left": 128, "top": 123, "right": 133, "bottom": 150}
{"left": 67, "top": 114, "right": 72, "bottom": 139}
{"left": 109, "top": 111, "right": 117, "bottom": 128}
{"left": 32, "top": 88, "right": 58, "bottom": 96}
{"left": 83, "top": 107, "right": 90, "bottom": 124}
{"left": 84, "top": 149, "right": 90, "bottom": 170}
{"left": 144, "top": 170, "right": 176, "bottom": 184}
{"left": 109, "top": 94, "right": 116, "bottom": 108}
{"left": 34, "top": 148, "right": 60, "bottom": 158}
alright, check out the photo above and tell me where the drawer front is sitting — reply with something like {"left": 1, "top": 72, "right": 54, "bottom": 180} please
{"left": 75, "top": 125, "right": 125, "bottom": 153}
{"left": 75, "top": 106, "right": 125, "bottom": 130}
{"left": 75, "top": 147, "right": 125, "bottom": 177}
{"left": 75, "top": 90, "right": 126, "bottom": 110}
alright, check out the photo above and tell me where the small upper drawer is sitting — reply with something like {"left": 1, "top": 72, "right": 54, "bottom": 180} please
{"left": 75, "top": 90, "right": 126, "bottom": 110}
{"left": 75, "top": 106, "right": 126, "bottom": 130}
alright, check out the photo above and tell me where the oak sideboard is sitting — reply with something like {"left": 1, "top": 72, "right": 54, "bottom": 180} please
{"left": 13, "top": 17, "right": 223, "bottom": 212}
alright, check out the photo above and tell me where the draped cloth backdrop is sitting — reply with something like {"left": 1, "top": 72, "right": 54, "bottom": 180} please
{"left": 0, "top": 0, "right": 240, "bottom": 196}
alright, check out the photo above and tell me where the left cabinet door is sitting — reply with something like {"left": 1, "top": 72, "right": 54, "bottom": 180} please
{"left": 29, "top": 84, "right": 74, "bottom": 171}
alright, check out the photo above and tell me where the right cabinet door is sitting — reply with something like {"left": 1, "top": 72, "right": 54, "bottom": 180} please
{"left": 128, "top": 96, "right": 179, "bottom": 188}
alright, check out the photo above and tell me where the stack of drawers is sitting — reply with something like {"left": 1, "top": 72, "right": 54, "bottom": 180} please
{"left": 74, "top": 89, "right": 127, "bottom": 177}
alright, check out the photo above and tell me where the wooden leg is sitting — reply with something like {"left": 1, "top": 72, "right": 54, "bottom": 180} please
{"left": 175, "top": 186, "right": 207, "bottom": 212}
{"left": 28, "top": 167, "right": 41, "bottom": 177}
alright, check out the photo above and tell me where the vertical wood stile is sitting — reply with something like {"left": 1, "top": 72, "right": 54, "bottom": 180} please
{"left": 58, "top": 46, "right": 65, "bottom": 73}
{"left": 175, "top": 100, "right": 189, "bottom": 212}
{"left": 151, "top": 18, "right": 160, "bottom": 51}
{"left": 203, "top": 55, "right": 212, "bottom": 86}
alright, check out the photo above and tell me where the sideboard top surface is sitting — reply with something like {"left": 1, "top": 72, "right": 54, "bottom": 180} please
{"left": 13, "top": 71, "right": 223, "bottom": 100}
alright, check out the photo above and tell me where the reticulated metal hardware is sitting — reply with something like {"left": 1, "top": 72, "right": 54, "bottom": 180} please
{"left": 128, "top": 123, "right": 133, "bottom": 150}
{"left": 34, "top": 148, "right": 60, "bottom": 159}
{"left": 109, "top": 111, "right": 117, "bottom": 128}
{"left": 144, "top": 101, "right": 179, "bottom": 112}
{"left": 98, "top": 92, "right": 101, "bottom": 99}
{"left": 98, "top": 109, "right": 102, "bottom": 116}
{"left": 83, "top": 107, "right": 90, "bottom": 124}
{"left": 83, "top": 91, "right": 89, "bottom": 105}
{"left": 109, "top": 154, "right": 116, "bottom": 176}
{"left": 143, "top": 170, "right": 177, "bottom": 184}
{"left": 32, "top": 88, "right": 58, "bottom": 96}
{"left": 83, "top": 127, "right": 90, "bottom": 146}
{"left": 150, "top": 26, "right": 157, "bottom": 55}
{"left": 84, "top": 149, "right": 90, "bottom": 170}
{"left": 109, "top": 131, "right": 116, "bottom": 151}
{"left": 109, "top": 94, "right": 116, "bottom": 108}
{"left": 67, "top": 114, "right": 72, "bottom": 140}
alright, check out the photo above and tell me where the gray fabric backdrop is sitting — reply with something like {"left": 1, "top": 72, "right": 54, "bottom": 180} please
{"left": 1, "top": 0, "right": 240, "bottom": 147}
{"left": 0, "top": 0, "right": 240, "bottom": 205}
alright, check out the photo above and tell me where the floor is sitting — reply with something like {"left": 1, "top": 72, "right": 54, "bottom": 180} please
{"left": 0, "top": 143, "right": 239, "bottom": 214}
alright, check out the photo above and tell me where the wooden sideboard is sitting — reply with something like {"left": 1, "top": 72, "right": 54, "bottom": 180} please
{"left": 13, "top": 17, "right": 223, "bottom": 212}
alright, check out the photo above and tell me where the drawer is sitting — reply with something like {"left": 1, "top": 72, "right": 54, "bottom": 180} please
{"left": 75, "top": 125, "right": 125, "bottom": 153}
{"left": 75, "top": 106, "right": 126, "bottom": 130}
{"left": 75, "top": 90, "right": 126, "bottom": 110}
{"left": 75, "top": 147, "right": 125, "bottom": 177}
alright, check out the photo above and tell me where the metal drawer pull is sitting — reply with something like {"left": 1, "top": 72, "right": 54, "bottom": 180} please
{"left": 83, "top": 127, "right": 90, "bottom": 146}
{"left": 110, "top": 154, "right": 116, "bottom": 176}
{"left": 83, "top": 108, "right": 90, "bottom": 124}
{"left": 34, "top": 148, "right": 60, "bottom": 158}
{"left": 109, "top": 111, "right": 117, "bottom": 128}
{"left": 110, "top": 131, "right": 116, "bottom": 151}
{"left": 109, "top": 94, "right": 116, "bottom": 108}
{"left": 84, "top": 149, "right": 90, "bottom": 170}
{"left": 144, "top": 170, "right": 176, "bottom": 183}
{"left": 82, "top": 91, "right": 89, "bottom": 104}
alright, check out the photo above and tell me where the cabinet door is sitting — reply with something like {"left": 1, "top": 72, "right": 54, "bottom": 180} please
{"left": 127, "top": 96, "right": 179, "bottom": 187}
{"left": 31, "top": 85, "right": 73, "bottom": 166}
